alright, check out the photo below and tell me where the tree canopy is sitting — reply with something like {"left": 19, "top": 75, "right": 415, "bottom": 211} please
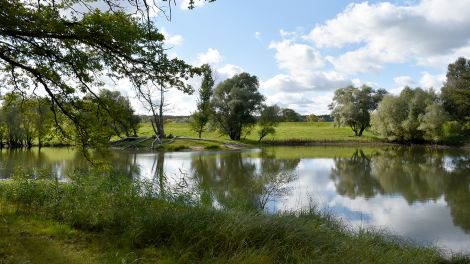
{"left": 212, "top": 73, "right": 264, "bottom": 140}
{"left": 441, "top": 57, "right": 470, "bottom": 121}
{"left": 371, "top": 87, "right": 445, "bottom": 142}
{"left": 330, "top": 85, "right": 386, "bottom": 136}
{"left": 0, "top": 0, "right": 213, "bottom": 148}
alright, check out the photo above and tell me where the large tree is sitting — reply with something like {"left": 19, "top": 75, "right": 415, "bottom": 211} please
{"left": 330, "top": 85, "right": 386, "bottom": 136}
{"left": 0, "top": 0, "right": 212, "bottom": 148}
{"left": 212, "top": 73, "right": 264, "bottom": 140}
{"left": 441, "top": 57, "right": 470, "bottom": 121}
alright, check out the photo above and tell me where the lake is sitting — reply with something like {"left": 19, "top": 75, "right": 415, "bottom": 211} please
{"left": 1, "top": 146, "right": 469, "bottom": 254}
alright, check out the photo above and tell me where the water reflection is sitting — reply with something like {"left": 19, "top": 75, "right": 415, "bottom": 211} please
{"left": 330, "top": 147, "right": 470, "bottom": 233}
{"left": 1, "top": 146, "right": 470, "bottom": 253}
{"left": 190, "top": 151, "right": 299, "bottom": 210}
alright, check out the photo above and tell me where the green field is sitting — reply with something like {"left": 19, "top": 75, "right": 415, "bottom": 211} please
{"left": 137, "top": 121, "right": 382, "bottom": 145}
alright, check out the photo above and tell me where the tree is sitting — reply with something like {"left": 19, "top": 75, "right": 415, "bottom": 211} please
{"left": 281, "top": 108, "right": 303, "bottom": 122}
{"left": 441, "top": 57, "right": 470, "bottom": 121}
{"left": 330, "top": 85, "right": 386, "bottom": 136}
{"left": 0, "top": 0, "right": 211, "bottom": 148}
{"left": 418, "top": 104, "right": 449, "bottom": 143}
{"left": 212, "top": 73, "right": 264, "bottom": 140}
{"left": 307, "top": 114, "right": 319, "bottom": 122}
{"left": 93, "top": 89, "right": 140, "bottom": 138}
{"left": 258, "top": 105, "right": 281, "bottom": 142}
{"left": 371, "top": 87, "right": 444, "bottom": 142}
{"left": 190, "top": 64, "right": 215, "bottom": 138}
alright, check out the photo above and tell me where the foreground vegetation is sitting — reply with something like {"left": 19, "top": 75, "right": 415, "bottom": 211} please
{"left": 0, "top": 172, "right": 468, "bottom": 263}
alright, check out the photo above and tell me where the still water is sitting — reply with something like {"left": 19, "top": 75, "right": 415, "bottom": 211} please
{"left": 1, "top": 146, "right": 469, "bottom": 253}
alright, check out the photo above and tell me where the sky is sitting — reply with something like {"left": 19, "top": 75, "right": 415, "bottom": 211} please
{"left": 113, "top": 0, "right": 470, "bottom": 115}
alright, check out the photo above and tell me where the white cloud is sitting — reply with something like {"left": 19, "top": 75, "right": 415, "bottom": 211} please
{"left": 391, "top": 75, "right": 416, "bottom": 94}
{"left": 216, "top": 64, "right": 244, "bottom": 80}
{"left": 394, "top": 75, "right": 415, "bottom": 88}
{"left": 261, "top": 72, "right": 350, "bottom": 93}
{"left": 269, "top": 39, "right": 325, "bottom": 79}
{"left": 420, "top": 72, "right": 446, "bottom": 90}
{"left": 264, "top": 91, "right": 333, "bottom": 115}
{"left": 196, "top": 48, "right": 222, "bottom": 65}
{"left": 160, "top": 28, "right": 184, "bottom": 46}
{"left": 304, "top": 0, "right": 470, "bottom": 74}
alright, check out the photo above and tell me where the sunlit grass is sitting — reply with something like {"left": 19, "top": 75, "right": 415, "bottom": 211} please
{"left": 138, "top": 121, "right": 382, "bottom": 143}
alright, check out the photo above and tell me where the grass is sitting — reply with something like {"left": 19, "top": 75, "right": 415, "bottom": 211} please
{"left": 115, "top": 121, "right": 383, "bottom": 151}
{"left": 0, "top": 173, "right": 468, "bottom": 264}
{"left": 141, "top": 122, "right": 381, "bottom": 143}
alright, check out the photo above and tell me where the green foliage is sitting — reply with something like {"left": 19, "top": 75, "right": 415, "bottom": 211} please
{"left": 330, "top": 85, "right": 386, "bottom": 136}
{"left": 0, "top": 93, "right": 57, "bottom": 147}
{"left": 190, "top": 64, "right": 214, "bottom": 138}
{"left": 371, "top": 87, "right": 447, "bottom": 142}
{"left": 441, "top": 57, "right": 470, "bottom": 121}
{"left": 258, "top": 105, "right": 281, "bottom": 142}
{"left": 307, "top": 114, "right": 319, "bottom": 122}
{"left": 418, "top": 104, "right": 448, "bottom": 143}
{"left": 280, "top": 108, "right": 303, "bottom": 122}
{"left": 212, "top": 73, "right": 265, "bottom": 140}
{"left": 0, "top": 0, "right": 202, "bottom": 148}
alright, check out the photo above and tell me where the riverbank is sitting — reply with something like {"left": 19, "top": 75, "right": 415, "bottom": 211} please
{"left": 111, "top": 121, "right": 467, "bottom": 151}
{"left": 0, "top": 176, "right": 468, "bottom": 264}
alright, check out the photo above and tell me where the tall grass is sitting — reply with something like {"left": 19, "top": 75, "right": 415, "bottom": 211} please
{"left": 0, "top": 171, "right": 468, "bottom": 263}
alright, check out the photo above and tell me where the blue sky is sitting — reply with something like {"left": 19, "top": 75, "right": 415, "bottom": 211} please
{"left": 124, "top": 0, "right": 470, "bottom": 115}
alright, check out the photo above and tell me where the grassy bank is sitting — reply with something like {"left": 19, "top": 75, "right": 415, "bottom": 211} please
{"left": 0, "top": 174, "right": 468, "bottom": 264}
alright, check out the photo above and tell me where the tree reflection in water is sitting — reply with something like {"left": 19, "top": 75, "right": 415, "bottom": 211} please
{"left": 330, "top": 147, "right": 470, "bottom": 233}
{"left": 190, "top": 151, "right": 299, "bottom": 211}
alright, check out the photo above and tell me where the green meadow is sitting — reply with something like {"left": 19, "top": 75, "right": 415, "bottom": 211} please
{"left": 123, "top": 121, "right": 383, "bottom": 151}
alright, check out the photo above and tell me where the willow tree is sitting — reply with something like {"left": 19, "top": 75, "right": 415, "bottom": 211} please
{"left": 212, "top": 73, "right": 264, "bottom": 140}
{"left": 0, "top": 0, "right": 213, "bottom": 148}
{"left": 330, "top": 85, "right": 387, "bottom": 136}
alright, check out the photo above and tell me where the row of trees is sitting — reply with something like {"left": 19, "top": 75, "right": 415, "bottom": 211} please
{"left": 0, "top": 90, "right": 140, "bottom": 148}
{"left": 330, "top": 57, "right": 470, "bottom": 144}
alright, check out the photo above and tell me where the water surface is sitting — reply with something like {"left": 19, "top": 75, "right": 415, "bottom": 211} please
{"left": 1, "top": 146, "right": 469, "bottom": 253}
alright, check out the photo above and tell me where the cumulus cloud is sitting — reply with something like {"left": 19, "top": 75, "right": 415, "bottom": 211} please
{"left": 420, "top": 72, "right": 446, "bottom": 90}
{"left": 160, "top": 28, "right": 184, "bottom": 46}
{"left": 261, "top": 72, "right": 350, "bottom": 93}
{"left": 304, "top": 0, "right": 470, "bottom": 73}
{"left": 265, "top": 35, "right": 350, "bottom": 94}
{"left": 264, "top": 92, "right": 333, "bottom": 115}
{"left": 269, "top": 39, "right": 325, "bottom": 79}
{"left": 216, "top": 64, "right": 244, "bottom": 80}
{"left": 196, "top": 48, "right": 222, "bottom": 65}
